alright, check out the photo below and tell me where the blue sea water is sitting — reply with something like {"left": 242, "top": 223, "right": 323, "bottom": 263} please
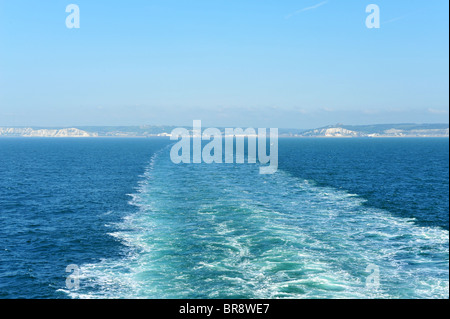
{"left": 0, "top": 138, "right": 448, "bottom": 299}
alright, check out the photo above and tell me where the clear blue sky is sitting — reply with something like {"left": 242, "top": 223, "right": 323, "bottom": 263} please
{"left": 0, "top": 0, "right": 448, "bottom": 128}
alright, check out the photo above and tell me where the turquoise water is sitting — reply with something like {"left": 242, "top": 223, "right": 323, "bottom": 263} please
{"left": 0, "top": 138, "right": 448, "bottom": 298}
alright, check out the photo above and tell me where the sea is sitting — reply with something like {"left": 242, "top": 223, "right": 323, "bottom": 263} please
{"left": 0, "top": 137, "right": 448, "bottom": 299}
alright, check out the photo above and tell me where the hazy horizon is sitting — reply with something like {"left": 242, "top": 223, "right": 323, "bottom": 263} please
{"left": 0, "top": 122, "right": 449, "bottom": 131}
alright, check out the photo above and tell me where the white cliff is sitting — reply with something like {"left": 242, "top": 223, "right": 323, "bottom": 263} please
{"left": 302, "top": 127, "right": 361, "bottom": 137}
{"left": 0, "top": 127, "right": 97, "bottom": 137}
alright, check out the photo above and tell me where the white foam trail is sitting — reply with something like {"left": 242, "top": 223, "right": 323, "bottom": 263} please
{"left": 67, "top": 147, "right": 449, "bottom": 299}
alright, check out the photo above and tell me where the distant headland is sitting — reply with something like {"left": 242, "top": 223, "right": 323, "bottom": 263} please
{"left": 0, "top": 123, "right": 448, "bottom": 138}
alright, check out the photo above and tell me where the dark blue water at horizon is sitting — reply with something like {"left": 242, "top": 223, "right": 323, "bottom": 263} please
{"left": 0, "top": 138, "right": 448, "bottom": 298}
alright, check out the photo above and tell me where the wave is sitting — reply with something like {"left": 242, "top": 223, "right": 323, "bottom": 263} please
{"left": 64, "top": 147, "right": 449, "bottom": 299}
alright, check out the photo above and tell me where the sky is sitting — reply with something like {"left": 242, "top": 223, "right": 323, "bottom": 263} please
{"left": 0, "top": 0, "right": 448, "bottom": 129}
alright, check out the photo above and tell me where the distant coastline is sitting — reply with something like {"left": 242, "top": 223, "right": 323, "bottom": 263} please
{"left": 0, "top": 123, "right": 448, "bottom": 138}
